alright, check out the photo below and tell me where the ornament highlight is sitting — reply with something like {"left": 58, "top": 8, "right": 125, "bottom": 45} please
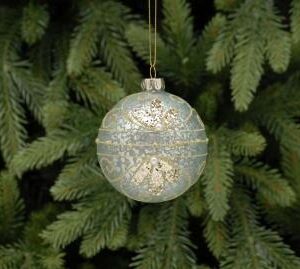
{"left": 96, "top": 78, "right": 208, "bottom": 203}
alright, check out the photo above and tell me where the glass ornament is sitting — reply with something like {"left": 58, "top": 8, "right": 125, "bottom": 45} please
{"left": 96, "top": 78, "right": 208, "bottom": 203}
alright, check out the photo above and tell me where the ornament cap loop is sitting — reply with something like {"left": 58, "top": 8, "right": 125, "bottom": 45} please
{"left": 141, "top": 78, "right": 165, "bottom": 92}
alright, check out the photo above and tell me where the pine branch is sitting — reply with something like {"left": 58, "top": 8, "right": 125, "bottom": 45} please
{"left": 236, "top": 160, "right": 296, "bottom": 207}
{"left": 281, "top": 148, "right": 300, "bottom": 187}
{"left": 0, "top": 245, "right": 23, "bottom": 269}
{"left": 23, "top": 205, "right": 59, "bottom": 244}
{"left": 68, "top": 1, "right": 141, "bottom": 92}
{"left": 201, "top": 132, "right": 234, "bottom": 221}
{"left": 0, "top": 204, "right": 65, "bottom": 269}
{"left": 99, "top": 24, "right": 141, "bottom": 93}
{"left": 125, "top": 23, "right": 154, "bottom": 62}
{"left": 163, "top": 0, "right": 194, "bottom": 55}
{"left": 126, "top": 23, "right": 174, "bottom": 77}
{"left": 21, "top": 2, "right": 49, "bottom": 45}
{"left": 282, "top": 73, "right": 300, "bottom": 116}
{"left": 184, "top": 181, "right": 204, "bottom": 217}
{"left": 42, "top": 203, "right": 105, "bottom": 249}
{"left": 264, "top": 4, "right": 291, "bottom": 73}
{"left": 127, "top": 205, "right": 158, "bottom": 251}
{"left": 71, "top": 66, "right": 125, "bottom": 110}
{"left": 131, "top": 200, "right": 196, "bottom": 269}
{"left": 43, "top": 182, "right": 131, "bottom": 255}
{"left": 196, "top": 14, "right": 227, "bottom": 74}
{"left": 106, "top": 220, "right": 129, "bottom": 251}
{"left": 291, "top": 0, "right": 300, "bottom": 43}
{"left": 10, "top": 129, "right": 85, "bottom": 177}
{"left": 67, "top": 5, "right": 99, "bottom": 75}
{"left": 0, "top": 75, "right": 26, "bottom": 164}
{"left": 29, "top": 29, "right": 52, "bottom": 82}
{"left": 0, "top": 171, "right": 24, "bottom": 244}
{"left": 43, "top": 27, "right": 71, "bottom": 132}
{"left": 162, "top": 0, "right": 201, "bottom": 87}
{"left": 204, "top": 215, "right": 229, "bottom": 259}
{"left": 23, "top": 205, "right": 65, "bottom": 269}
{"left": 230, "top": 29, "right": 264, "bottom": 111}
{"left": 11, "top": 65, "right": 45, "bottom": 123}
{"left": 222, "top": 129, "right": 266, "bottom": 157}
{"left": 263, "top": 201, "right": 300, "bottom": 241}
{"left": 43, "top": 68, "right": 69, "bottom": 131}
{"left": 221, "top": 188, "right": 300, "bottom": 269}
{"left": 14, "top": 242, "right": 65, "bottom": 269}
{"left": 51, "top": 151, "right": 100, "bottom": 201}
{"left": 38, "top": 251, "right": 65, "bottom": 269}
{"left": 0, "top": 8, "right": 47, "bottom": 162}
{"left": 195, "top": 82, "right": 223, "bottom": 123}
{"left": 259, "top": 111, "right": 300, "bottom": 151}
{"left": 79, "top": 194, "right": 131, "bottom": 257}
{"left": 206, "top": 17, "right": 235, "bottom": 73}
{"left": 251, "top": 75, "right": 300, "bottom": 119}
{"left": 64, "top": 104, "right": 101, "bottom": 133}
{"left": 127, "top": 1, "right": 210, "bottom": 88}
{"left": 127, "top": 22, "right": 172, "bottom": 62}
{"left": 0, "top": 11, "right": 27, "bottom": 163}
{"left": 214, "top": 0, "right": 243, "bottom": 11}
{"left": 208, "top": 1, "right": 291, "bottom": 111}
{"left": 255, "top": 228, "right": 300, "bottom": 269}
{"left": 12, "top": 104, "right": 98, "bottom": 176}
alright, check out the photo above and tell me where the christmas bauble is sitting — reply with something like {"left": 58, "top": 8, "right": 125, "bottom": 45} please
{"left": 96, "top": 78, "right": 208, "bottom": 203}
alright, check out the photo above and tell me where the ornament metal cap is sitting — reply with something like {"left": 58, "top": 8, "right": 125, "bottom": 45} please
{"left": 141, "top": 78, "right": 165, "bottom": 92}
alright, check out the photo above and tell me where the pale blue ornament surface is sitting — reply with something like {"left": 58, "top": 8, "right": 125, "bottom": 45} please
{"left": 96, "top": 79, "right": 208, "bottom": 203}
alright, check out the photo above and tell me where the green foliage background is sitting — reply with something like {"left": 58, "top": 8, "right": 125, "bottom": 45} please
{"left": 0, "top": 0, "right": 300, "bottom": 268}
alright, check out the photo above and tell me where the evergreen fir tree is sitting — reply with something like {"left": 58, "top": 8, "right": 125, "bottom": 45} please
{"left": 0, "top": 0, "right": 300, "bottom": 268}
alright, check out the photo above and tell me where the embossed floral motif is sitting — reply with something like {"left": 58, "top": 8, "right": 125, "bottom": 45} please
{"left": 131, "top": 157, "right": 179, "bottom": 195}
{"left": 129, "top": 99, "right": 179, "bottom": 130}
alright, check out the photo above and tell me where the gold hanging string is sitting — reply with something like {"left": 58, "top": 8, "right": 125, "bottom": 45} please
{"left": 148, "top": 0, "right": 157, "bottom": 78}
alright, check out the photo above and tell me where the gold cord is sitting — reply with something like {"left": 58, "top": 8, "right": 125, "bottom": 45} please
{"left": 148, "top": 0, "right": 157, "bottom": 78}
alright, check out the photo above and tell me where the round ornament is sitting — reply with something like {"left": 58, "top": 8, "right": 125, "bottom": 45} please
{"left": 96, "top": 78, "right": 208, "bottom": 203}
